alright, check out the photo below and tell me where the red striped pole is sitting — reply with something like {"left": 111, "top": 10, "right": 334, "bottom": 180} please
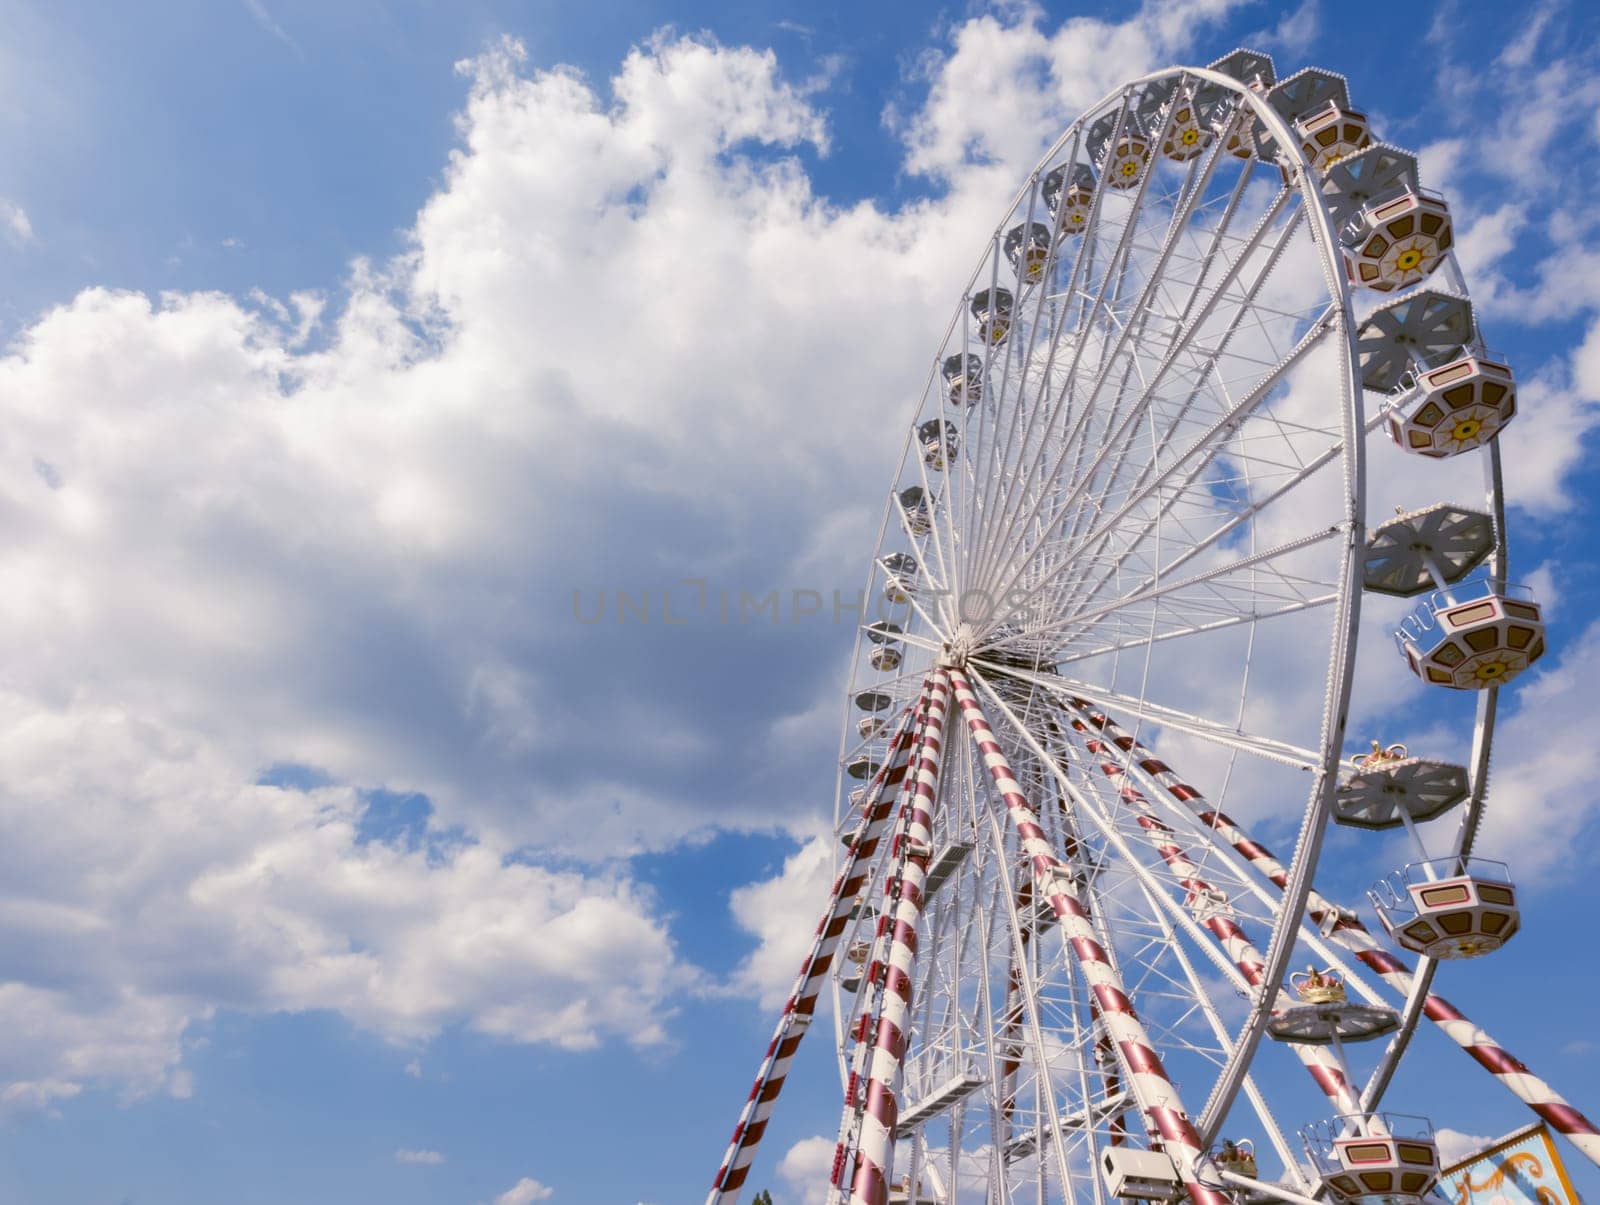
{"left": 843, "top": 668, "right": 952, "bottom": 1205}
{"left": 949, "top": 668, "right": 1231, "bottom": 1205}
{"left": 1094, "top": 1025, "right": 1130, "bottom": 1145}
{"left": 708, "top": 680, "right": 933, "bottom": 1204}
{"left": 1070, "top": 700, "right": 1600, "bottom": 1168}
{"left": 997, "top": 879, "right": 1030, "bottom": 1139}
{"left": 1069, "top": 718, "right": 1364, "bottom": 1116}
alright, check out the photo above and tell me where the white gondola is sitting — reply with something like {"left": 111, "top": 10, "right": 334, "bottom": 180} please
{"left": 970, "top": 287, "right": 1013, "bottom": 345}
{"left": 1356, "top": 289, "right": 1474, "bottom": 394}
{"left": 1371, "top": 858, "right": 1520, "bottom": 959}
{"left": 846, "top": 754, "right": 881, "bottom": 781}
{"left": 1004, "top": 221, "right": 1054, "bottom": 282}
{"left": 1363, "top": 503, "right": 1494, "bottom": 597}
{"left": 1136, "top": 75, "right": 1213, "bottom": 162}
{"left": 1104, "top": 133, "right": 1151, "bottom": 189}
{"left": 869, "top": 645, "right": 902, "bottom": 671}
{"left": 1334, "top": 741, "right": 1469, "bottom": 830}
{"left": 918, "top": 419, "right": 959, "bottom": 471}
{"left": 1296, "top": 100, "right": 1372, "bottom": 172}
{"left": 1343, "top": 188, "right": 1453, "bottom": 292}
{"left": 1385, "top": 351, "right": 1516, "bottom": 458}
{"left": 897, "top": 485, "right": 933, "bottom": 536}
{"left": 853, "top": 689, "right": 892, "bottom": 715}
{"left": 1207, "top": 48, "right": 1278, "bottom": 161}
{"left": 1209, "top": 47, "right": 1275, "bottom": 92}
{"left": 1085, "top": 110, "right": 1152, "bottom": 191}
{"left": 866, "top": 620, "right": 903, "bottom": 645}
{"left": 1266, "top": 966, "right": 1398, "bottom": 1044}
{"left": 866, "top": 619, "right": 905, "bottom": 672}
{"left": 1159, "top": 86, "right": 1213, "bottom": 161}
{"left": 1320, "top": 143, "right": 1419, "bottom": 227}
{"left": 1266, "top": 66, "right": 1348, "bottom": 125}
{"left": 1301, "top": 1114, "right": 1440, "bottom": 1205}
{"left": 880, "top": 552, "right": 919, "bottom": 604}
{"left": 941, "top": 352, "right": 984, "bottom": 407}
{"left": 1394, "top": 579, "right": 1545, "bottom": 689}
{"left": 1042, "top": 162, "right": 1096, "bottom": 236}
{"left": 840, "top": 938, "right": 871, "bottom": 992}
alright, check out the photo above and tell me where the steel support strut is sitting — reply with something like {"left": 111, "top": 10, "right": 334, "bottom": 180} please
{"left": 707, "top": 678, "right": 934, "bottom": 1204}
{"left": 834, "top": 668, "right": 953, "bottom": 1205}
{"left": 948, "top": 667, "right": 1231, "bottom": 1205}
{"left": 1073, "top": 701, "right": 1600, "bottom": 1169}
{"left": 1058, "top": 707, "right": 1364, "bottom": 1117}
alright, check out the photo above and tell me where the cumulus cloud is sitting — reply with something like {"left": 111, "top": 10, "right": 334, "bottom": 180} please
{"left": 0, "top": 0, "right": 1592, "bottom": 1127}
{"left": 0, "top": 28, "right": 913, "bottom": 1107}
{"left": 494, "top": 1176, "right": 555, "bottom": 1204}
{"left": 729, "top": 831, "right": 835, "bottom": 1008}
{"left": 395, "top": 1148, "right": 445, "bottom": 1164}
{"left": 0, "top": 1076, "right": 81, "bottom": 1118}
{"left": 1472, "top": 618, "right": 1600, "bottom": 875}
{"left": 1434, "top": 1127, "right": 1493, "bottom": 1168}
{"left": 778, "top": 1135, "right": 835, "bottom": 1205}
{"left": 898, "top": 0, "right": 1243, "bottom": 183}
{"left": 0, "top": 685, "right": 689, "bottom": 1104}
{"left": 0, "top": 5, "right": 1094, "bottom": 1114}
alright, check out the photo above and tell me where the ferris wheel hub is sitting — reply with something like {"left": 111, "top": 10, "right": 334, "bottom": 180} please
{"left": 939, "top": 625, "right": 978, "bottom": 668}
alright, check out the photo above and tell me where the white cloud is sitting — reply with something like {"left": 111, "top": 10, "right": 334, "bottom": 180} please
{"left": 778, "top": 1135, "right": 835, "bottom": 1205}
{"left": 1495, "top": 315, "right": 1600, "bottom": 516}
{"left": 1453, "top": 202, "right": 1527, "bottom": 291}
{"left": 0, "top": 686, "right": 690, "bottom": 1104}
{"left": 899, "top": 0, "right": 1247, "bottom": 183}
{"left": 395, "top": 1148, "right": 445, "bottom": 1165}
{"left": 0, "top": 196, "right": 32, "bottom": 245}
{"left": 1435, "top": 1127, "right": 1493, "bottom": 1169}
{"left": 1252, "top": 0, "right": 1319, "bottom": 57}
{"left": 728, "top": 831, "right": 835, "bottom": 1010}
{"left": 0, "top": 28, "right": 902, "bottom": 1107}
{"left": 1405, "top": 15, "right": 1600, "bottom": 495}
{"left": 0, "top": 0, "right": 1592, "bottom": 1129}
{"left": 1523, "top": 561, "right": 1559, "bottom": 621}
{"left": 494, "top": 1176, "right": 555, "bottom": 1204}
{"left": 0, "top": 1076, "right": 81, "bottom": 1118}
{"left": 1470, "top": 618, "right": 1600, "bottom": 876}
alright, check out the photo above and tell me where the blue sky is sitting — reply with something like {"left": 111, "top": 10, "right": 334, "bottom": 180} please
{"left": 2, "top": 1, "right": 1600, "bottom": 1202}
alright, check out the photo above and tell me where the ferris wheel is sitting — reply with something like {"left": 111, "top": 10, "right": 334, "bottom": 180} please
{"left": 709, "top": 50, "right": 1598, "bottom": 1205}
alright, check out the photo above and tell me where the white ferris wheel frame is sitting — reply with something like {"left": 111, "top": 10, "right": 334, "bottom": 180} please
{"left": 706, "top": 53, "right": 1598, "bottom": 1205}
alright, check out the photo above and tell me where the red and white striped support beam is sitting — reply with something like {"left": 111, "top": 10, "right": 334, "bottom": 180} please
{"left": 997, "top": 879, "right": 1031, "bottom": 1138}
{"left": 841, "top": 668, "right": 952, "bottom": 1205}
{"left": 1095, "top": 1025, "right": 1130, "bottom": 1146}
{"left": 707, "top": 679, "right": 933, "bottom": 1204}
{"left": 1072, "top": 701, "right": 1600, "bottom": 1169}
{"left": 949, "top": 668, "right": 1231, "bottom": 1205}
{"left": 1070, "top": 717, "right": 1363, "bottom": 1117}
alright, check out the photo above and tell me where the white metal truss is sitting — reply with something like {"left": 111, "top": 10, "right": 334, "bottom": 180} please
{"left": 707, "top": 50, "right": 1600, "bottom": 1205}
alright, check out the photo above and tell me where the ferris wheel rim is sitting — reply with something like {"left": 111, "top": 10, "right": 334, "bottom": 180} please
{"left": 820, "top": 54, "right": 1535, "bottom": 1204}
{"left": 836, "top": 59, "right": 1371, "bottom": 1093}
